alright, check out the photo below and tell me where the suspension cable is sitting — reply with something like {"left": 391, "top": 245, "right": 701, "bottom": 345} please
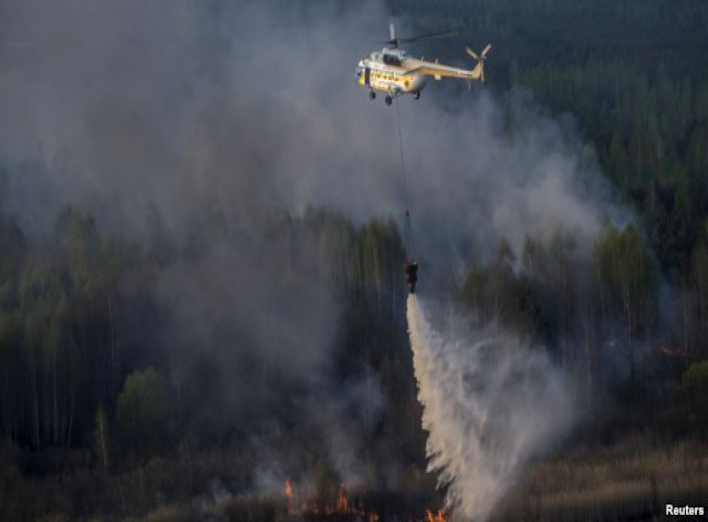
{"left": 394, "top": 95, "right": 408, "bottom": 215}
{"left": 394, "top": 95, "right": 416, "bottom": 258}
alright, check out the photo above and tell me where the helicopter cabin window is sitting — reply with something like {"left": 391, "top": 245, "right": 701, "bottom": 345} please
{"left": 382, "top": 54, "right": 401, "bottom": 66}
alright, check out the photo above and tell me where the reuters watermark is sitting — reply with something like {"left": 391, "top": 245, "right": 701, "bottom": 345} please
{"left": 666, "top": 504, "right": 705, "bottom": 516}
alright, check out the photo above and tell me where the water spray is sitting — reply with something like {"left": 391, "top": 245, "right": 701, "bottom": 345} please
{"left": 407, "top": 295, "right": 576, "bottom": 520}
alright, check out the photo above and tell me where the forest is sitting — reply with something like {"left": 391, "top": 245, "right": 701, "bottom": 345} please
{"left": 1, "top": 0, "right": 708, "bottom": 520}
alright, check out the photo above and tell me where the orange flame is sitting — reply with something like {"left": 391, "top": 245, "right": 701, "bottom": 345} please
{"left": 284, "top": 478, "right": 296, "bottom": 515}
{"left": 336, "top": 484, "right": 349, "bottom": 511}
{"left": 660, "top": 345, "right": 688, "bottom": 357}
{"left": 284, "top": 477, "right": 382, "bottom": 520}
{"left": 426, "top": 509, "right": 448, "bottom": 522}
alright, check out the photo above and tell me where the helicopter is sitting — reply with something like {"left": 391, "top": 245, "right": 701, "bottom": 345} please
{"left": 356, "top": 23, "right": 491, "bottom": 105}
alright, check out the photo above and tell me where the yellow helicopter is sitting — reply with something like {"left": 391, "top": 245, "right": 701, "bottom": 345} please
{"left": 356, "top": 23, "right": 491, "bottom": 105}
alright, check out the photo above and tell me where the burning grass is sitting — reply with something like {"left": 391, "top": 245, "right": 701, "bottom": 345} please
{"left": 283, "top": 478, "right": 379, "bottom": 520}
{"left": 15, "top": 435, "right": 708, "bottom": 521}
{"left": 116, "top": 438, "right": 708, "bottom": 521}
{"left": 280, "top": 477, "right": 448, "bottom": 522}
{"left": 124, "top": 487, "right": 447, "bottom": 522}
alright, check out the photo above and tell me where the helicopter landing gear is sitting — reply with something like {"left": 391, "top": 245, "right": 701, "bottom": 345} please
{"left": 369, "top": 91, "right": 376, "bottom": 100}
{"left": 385, "top": 95, "right": 393, "bottom": 106}
{"left": 413, "top": 91, "right": 421, "bottom": 100}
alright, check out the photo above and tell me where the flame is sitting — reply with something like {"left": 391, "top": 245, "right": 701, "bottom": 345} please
{"left": 660, "top": 345, "right": 688, "bottom": 357}
{"left": 336, "top": 484, "right": 349, "bottom": 511}
{"left": 426, "top": 509, "right": 448, "bottom": 522}
{"left": 284, "top": 477, "right": 382, "bottom": 520}
{"left": 284, "top": 478, "right": 296, "bottom": 516}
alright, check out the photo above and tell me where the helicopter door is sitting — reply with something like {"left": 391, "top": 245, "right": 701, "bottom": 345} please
{"left": 365, "top": 67, "right": 371, "bottom": 86}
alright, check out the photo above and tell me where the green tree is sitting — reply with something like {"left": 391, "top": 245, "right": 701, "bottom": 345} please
{"left": 117, "top": 368, "right": 174, "bottom": 452}
{"left": 593, "top": 223, "right": 658, "bottom": 391}
{"left": 682, "top": 359, "right": 708, "bottom": 398}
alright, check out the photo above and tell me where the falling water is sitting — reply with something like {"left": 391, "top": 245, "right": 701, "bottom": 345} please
{"left": 407, "top": 295, "right": 575, "bottom": 520}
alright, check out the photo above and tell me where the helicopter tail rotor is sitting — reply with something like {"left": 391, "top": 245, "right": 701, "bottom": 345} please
{"left": 466, "top": 44, "right": 492, "bottom": 83}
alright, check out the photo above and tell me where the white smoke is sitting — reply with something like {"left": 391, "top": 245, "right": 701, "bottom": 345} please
{"left": 407, "top": 295, "right": 575, "bottom": 520}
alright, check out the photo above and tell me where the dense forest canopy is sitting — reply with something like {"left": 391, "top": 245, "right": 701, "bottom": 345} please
{"left": 388, "top": 0, "right": 708, "bottom": 275}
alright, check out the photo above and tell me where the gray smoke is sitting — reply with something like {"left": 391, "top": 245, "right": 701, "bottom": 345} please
{"left": 1, "top": 1, "right": 626, "bottom": 254}
{"left": 407, "top": 295, "right": 576, "bottom": 520}
{"left": 1, "top": 0, "right": 626, "bottom": 496}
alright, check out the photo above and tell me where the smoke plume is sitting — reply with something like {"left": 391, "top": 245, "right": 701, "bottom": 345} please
{"left": 407, "top": 295, "right": 576, "bottom": 520}
{"left": 0, "top": 0, "right": 626, "bottom": 498}
{"left": 0, "top": 1, "right": 627, "bottom": 254}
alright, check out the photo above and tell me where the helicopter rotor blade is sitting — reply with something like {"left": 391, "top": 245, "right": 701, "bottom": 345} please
{"left": 376, "top": 25, "right": 467, "bottom": 48}
{"left": 465, "top": 47, "right": 480, "bottom": 60}
{"left": 398, "top": 26, "right": 463, "bottom": 44}
{"left": 481, "top": 43, "right": 492, "bottom": 58}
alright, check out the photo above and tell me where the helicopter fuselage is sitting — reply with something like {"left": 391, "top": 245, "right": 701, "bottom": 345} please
{"left": 356, "top": 48, "right": 428, "bottom": 96}
{"left": 356, "top": 46, "right": 485, "bottom": 104}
